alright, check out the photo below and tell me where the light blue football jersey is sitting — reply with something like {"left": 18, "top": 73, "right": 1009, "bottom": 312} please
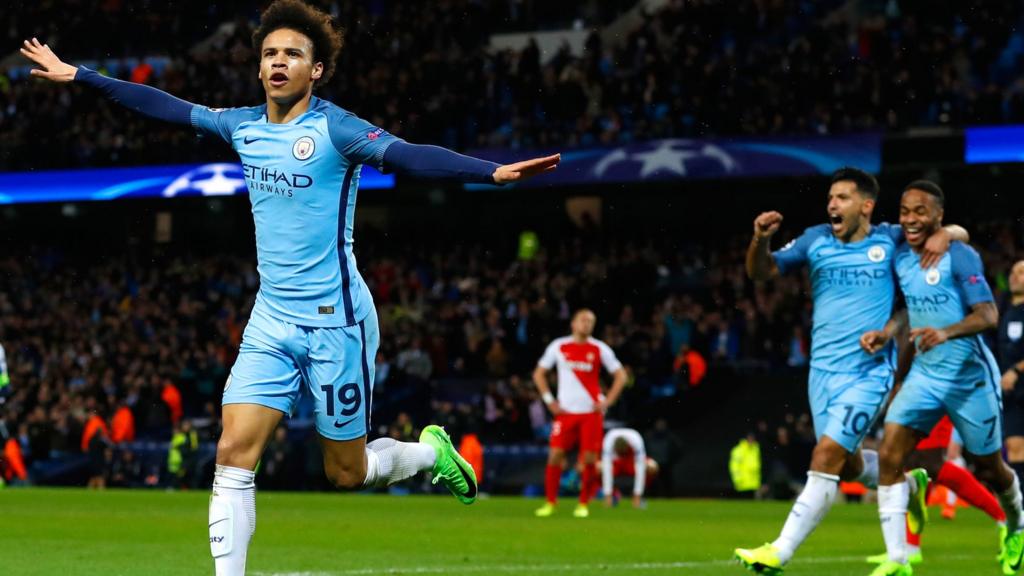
{"left": 894, "top": 241, "right": 999, "bottom": 381}
{"left": 191, "top": 97, "right": 399, "bottom": 327}
{"left": 773, "top": 223, "right": 902, "bottom": 373}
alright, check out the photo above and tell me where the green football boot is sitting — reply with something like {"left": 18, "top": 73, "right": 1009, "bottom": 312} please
{"left": 419, "top": 425, "right": 477, "bottom": 505}
{"left": 734, "top": 544, "right": 784, "bottom": 574}
{"left": 906, "top": 469, "right": 929, "bottom": 536}
{"left": 1002, "top": 528, "right": 1024, "bottom": 575}
{"left": 866, "top": 552, "right": 923, "bottom": 565}
{"left": 534, "top": 502, "right": 556, "bottom": 517}
{"left": 868, "top": 560, "right": 913, "bottom": 576}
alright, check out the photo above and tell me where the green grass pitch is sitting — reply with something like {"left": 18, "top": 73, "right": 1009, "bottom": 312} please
{"left": 0, "top": 488, "right": 1008, "bottom": 575}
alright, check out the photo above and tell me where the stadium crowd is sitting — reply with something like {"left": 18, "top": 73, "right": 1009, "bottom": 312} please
{"left": 2, "top": 0, "right": 1024, "bottom": 169}
{"left": 1, "top": 217, "right": 1021, "bottom": 488}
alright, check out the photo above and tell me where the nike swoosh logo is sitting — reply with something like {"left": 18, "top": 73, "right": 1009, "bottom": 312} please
{"left": 208, "top": 518, "right": 228, "bottom": 528}
{"left": 243, "top": 136, "right": 261, "bottom": 144}
{"left": 453, "top": 457, "right": 477, "bottom": 499}
{"left": 333, "top": 416, "right": 358, "bottom": 429}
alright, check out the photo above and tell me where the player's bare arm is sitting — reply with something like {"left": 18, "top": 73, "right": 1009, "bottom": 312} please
{"left": 861, "top": 309, "right": 908, "bottom": 355}
{"left": 599, "top": 367, "right": 629, "bottom": 413}
{"left": 532, "top": 365, "right": 561, "bottom": 415}
{"left": 919, "top": 224, "right": 970, "bottom": 269}
{"left": 910, "top": 302, "right": 998, "bottom": 354}
{"left": 1003, "top": 359, "right": 1024, "bottom": 392}
{"left": 746, "top": 211, "right": 782, "bottom": 281}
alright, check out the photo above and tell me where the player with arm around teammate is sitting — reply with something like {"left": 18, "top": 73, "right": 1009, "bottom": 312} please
{"left": 533, "top": 309, "right": 628, "bottom": 518}
{"left": 21, "top": 2, "right": 559, "bottom": 575}
{"left": 857, "top": 181, "right": 1024, "bottom": 576}
{"left": 735, "top": 167, "right": 967, "bottom": 574}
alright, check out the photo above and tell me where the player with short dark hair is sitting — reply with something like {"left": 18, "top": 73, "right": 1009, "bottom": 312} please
{"left": 735, "top": 169, "right": 968, "bottom": 573}
{"left": 20, "top": 2, "right": 559, "bottom": 574}
{"left": 533, "top": 309, "right": 627, "bottom": 519}
{"left": 861, "top": 184, "right": 1024, "bottom": 576}
{"left": 831, "top": 166, "right": 880, "bottom": 200}
{"left": 903, "top": 180, "right": 945, "bottom": 206}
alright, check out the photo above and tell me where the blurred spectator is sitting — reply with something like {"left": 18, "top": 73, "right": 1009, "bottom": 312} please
{"left": 167, "top": 419, "right": 199, "bottom": 489}
{"left": 3, "top": 1, "right": 1023, "bottom": 169}
{"left": 83, "top": 411, "right": 111, "bottom": 489}
{"left": 110, "top": 402, "right": 136, "bottom": 444}
{"left": 729, "top": 433, "right": 762, "bottom": 499}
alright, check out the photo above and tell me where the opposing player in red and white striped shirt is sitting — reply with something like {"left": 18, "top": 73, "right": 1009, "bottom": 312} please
{"left": 532, "top": 309, "right": 627, "bottom": 518}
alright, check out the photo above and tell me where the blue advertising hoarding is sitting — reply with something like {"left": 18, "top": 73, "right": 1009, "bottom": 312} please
{"left": 0, "top": 162, "right": 394, "bottom": 205}
{"left": 965, "top": 125, "right": 1024, "bottom": 164}
{"left": 465, "top": 134, "right": 883, "bottom": 188}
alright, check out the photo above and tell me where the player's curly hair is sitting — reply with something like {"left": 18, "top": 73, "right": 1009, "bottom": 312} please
{"left": 251, "top": 0, "right": 344, "bottom": 85}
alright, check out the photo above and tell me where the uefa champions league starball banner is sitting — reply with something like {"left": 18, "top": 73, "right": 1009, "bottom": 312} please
{"left": 465, "top": 133, "right": 883, "bottom": 189}
{"left": 0, "top": 162, "right": 394, "bottom": 205}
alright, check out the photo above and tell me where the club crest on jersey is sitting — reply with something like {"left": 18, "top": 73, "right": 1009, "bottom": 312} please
{"left": 292, "top": 136, "right": 315, "bottom": 161}
{"left": 587, "top": 352, "right": 595, "bottom": 362}
{"left": 867, "top": 246, "right": 886, "bottom": 263}
{"left": 1009, "top": 321, "right": 1022, "bottom": 341}
{"left": 925, "top": 268, "right": 941, "bottom": 285}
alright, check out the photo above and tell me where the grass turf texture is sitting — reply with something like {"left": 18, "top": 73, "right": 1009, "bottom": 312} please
{"left": 0, "top": 489, "right": 1007, "bottom": 575}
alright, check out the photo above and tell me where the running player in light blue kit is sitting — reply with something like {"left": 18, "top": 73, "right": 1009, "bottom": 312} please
{"left": 860, "top": 181, "right": 1024, "bottom": 576}
{"left": 20, "top": 2, "right": 559, "bottom": 575}
{"left": 735, "top": 168, "right": 967, "bottom": 574}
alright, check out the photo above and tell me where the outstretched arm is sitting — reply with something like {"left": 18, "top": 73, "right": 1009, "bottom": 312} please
{"left": 382, "top": 141, "right": 559, "bottom": 185}
{"left": 21, "top": 38, "right": 194, "bottom": 125}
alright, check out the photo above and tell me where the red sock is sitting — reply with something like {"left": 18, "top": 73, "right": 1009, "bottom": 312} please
{"left": 937, "top": 461, "right": 1006, "bottom": 522}
{"left": 906, "top": 523, "right": 921, "bottom": 547}
{"left": 545, "top": 465, "right": 561, "bottom": 504}
{"left": 580, "top": 463, "right": 596, "bottom": 504}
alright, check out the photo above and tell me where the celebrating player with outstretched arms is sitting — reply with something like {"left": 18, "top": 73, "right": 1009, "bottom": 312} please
{"left": 21, "top": 2, "right": 559, "bottom": 575}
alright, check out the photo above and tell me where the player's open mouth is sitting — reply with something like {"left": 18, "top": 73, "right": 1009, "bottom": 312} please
{"left": 829, "top": 214, "right": 843, "bottom": 229}
{"left": 269, "top": 73, "right": 288, "bottom": 87}
{"left": 904, "top": 226, "right": 923, "bottom": 242}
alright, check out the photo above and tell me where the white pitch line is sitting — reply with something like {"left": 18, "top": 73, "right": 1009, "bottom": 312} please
{"left": 253, "top": 554, "right": 954, "bottom": 576}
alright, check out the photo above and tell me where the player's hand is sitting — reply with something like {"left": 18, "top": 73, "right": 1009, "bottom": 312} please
{"left": 909, "top": 327, "right": 948, "bottom": 354}
{"left": 19, "top": 38, "right": 78, "bottom": 83}
{"left": 596, "top": 400, "right": 611, "bottom": 414}
{"left": 547, "top": 400, "right": 562, "bottom": 416}
{"left": 860, "top": 330, "right": 890, "bottom": 354}
{"left": 632, "top": 495, "right": 643, "bottom": 509}
{"left": 1003, "top": 369, "right": 1019, "bottom": 392}
{"left": 920, "top": 228, "right": 952, "bottom": 269}
{"left": 492, "top": 154, "right": 560, "bottom": 184}
{"left": 604, "top": 494, "right": 614, "bottom": 508}
{"left": 753, "top": 211, "right": 783, "bottom": 239}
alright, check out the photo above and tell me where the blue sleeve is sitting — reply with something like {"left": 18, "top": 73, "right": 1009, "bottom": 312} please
{"left": 772, "top": 226, "right": 824, "bottom": 275}
{"left": 74, "top": 66, "right": 193, "bottom": 125}
{"left": 382, "top": 142, "right": 499, "bottom": 184}
{"left": 950, "top": 243, "right": 994, "bottom": 307}
{"left": 876, "top": 222, "right": 905, "bottom": 243}
{"left": 190, "top": 105, "right": 259, "bottom": 145}
{"left": 325, "top": 107, "right": 401, "bottom": 170}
